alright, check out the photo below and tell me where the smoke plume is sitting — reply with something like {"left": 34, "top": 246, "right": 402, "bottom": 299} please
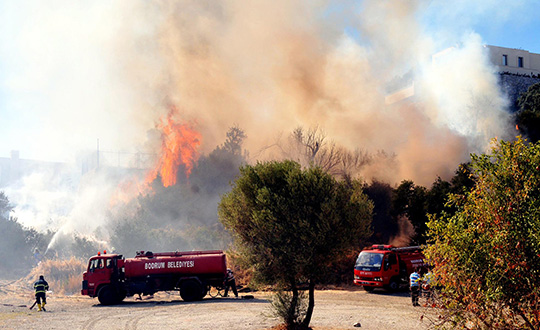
{"left": 0, "top": 0, "right": 519, "bottom": 250}
{"left": 114, "top": 0, "right": 512, "bottom": 184}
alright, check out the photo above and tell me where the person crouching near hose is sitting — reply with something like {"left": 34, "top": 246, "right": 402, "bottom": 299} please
{"left": 224, "top": 268, "right": 238, "bottom": 298}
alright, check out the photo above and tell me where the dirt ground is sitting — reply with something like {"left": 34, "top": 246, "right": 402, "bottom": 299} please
{"left": 0, "top": 281, "right": 437, "bottom": 330}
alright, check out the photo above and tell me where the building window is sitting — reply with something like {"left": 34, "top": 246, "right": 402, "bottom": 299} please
{"left": 502, "top": 54, "right": 508, "bottom": 66}
{"left": 518, "top": 57, "right": 524, "bottom": 67}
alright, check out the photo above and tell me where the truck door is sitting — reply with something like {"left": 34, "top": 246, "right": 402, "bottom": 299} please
{"left": 383, "top": 253, "right": 399, "bottom": 275}
{"left": 88, "top": 258, "right": 113, "bottom": 294}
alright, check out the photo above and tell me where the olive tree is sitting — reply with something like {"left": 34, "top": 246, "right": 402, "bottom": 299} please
{"left": 218, "top": 160, "right": 372, "bottom": 329}
{"left": 424, "top": 137, "right": 540, "bottom": 329}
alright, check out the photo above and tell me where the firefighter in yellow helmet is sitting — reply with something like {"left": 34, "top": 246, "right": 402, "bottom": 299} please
{"left": 33, "top": 275, "right": 49, "bottom": 311}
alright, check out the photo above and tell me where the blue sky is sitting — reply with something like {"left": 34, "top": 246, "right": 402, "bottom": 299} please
{"left": 454, "top": 7, "right": 540, "bottom": 53}
{"left": 424, "top": 0, "right": 540, "bottom": 53}
{"left": 474, "top": 19, "right": 540, "bottom": 54}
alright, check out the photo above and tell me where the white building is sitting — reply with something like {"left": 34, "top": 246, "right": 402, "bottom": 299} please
{"left": 486, "top": 45, "right": 540, "bottom": 76}
{"left": 385, "top": 45, "right": 540, "bottom": 105}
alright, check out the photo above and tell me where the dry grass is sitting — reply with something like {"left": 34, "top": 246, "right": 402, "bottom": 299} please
{"left": 23, "top": 257, "right": 87, "bottom": 295}
{"left": 225, "top": 251, "right": 253, "bottom": 287}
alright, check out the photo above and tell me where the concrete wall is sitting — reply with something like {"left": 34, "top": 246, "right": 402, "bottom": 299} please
{"left": 498, "top": 73, "right": 540, "bottom": 112}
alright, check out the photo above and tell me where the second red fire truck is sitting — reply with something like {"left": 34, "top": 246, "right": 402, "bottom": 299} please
{"left": 354, "top": 244, "right": 425, "bottom": 292}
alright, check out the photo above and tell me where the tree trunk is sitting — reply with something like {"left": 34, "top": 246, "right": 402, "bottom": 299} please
{"left": 287, "top": 281, "right": 299, "bottom": 326}
{"left": 301, "top": 279, "right": 315, "bottom": 328}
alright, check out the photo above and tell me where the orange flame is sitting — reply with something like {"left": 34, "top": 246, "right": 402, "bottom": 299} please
{"left": 146, "top": 107, "right": 202, "bottom": 187}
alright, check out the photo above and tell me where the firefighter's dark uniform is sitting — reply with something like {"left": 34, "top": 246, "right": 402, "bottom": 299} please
{"left": 224, "top": 269, "right": 238, "bottom": 298}
{"left": 34, "top": 276, "right": 49, "bottom": 311}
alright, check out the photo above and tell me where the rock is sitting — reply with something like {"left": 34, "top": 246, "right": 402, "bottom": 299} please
{"left": 353, "top": 322, "right": 361, "bottom": 327}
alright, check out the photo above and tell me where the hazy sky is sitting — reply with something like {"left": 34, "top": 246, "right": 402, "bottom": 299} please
{"left": 0, "top": 0, "right": 539, "bottom": 163}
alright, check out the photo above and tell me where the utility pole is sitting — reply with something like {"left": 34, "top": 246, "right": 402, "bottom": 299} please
{"left": 97, "top": 139, "right": 100, "bottom": 169}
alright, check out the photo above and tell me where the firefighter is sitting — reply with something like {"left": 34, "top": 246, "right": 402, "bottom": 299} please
{"left": 223, "top": 268, "right": 238, "bottom": 298}
{"left": 33, "top": 248, "right": 42, "bottom": 266}
{"left": 409, "top": 267, "right": 421, "bottom": 307}
{"left": 33, "top": 275, "right": 49, "bottom": 311}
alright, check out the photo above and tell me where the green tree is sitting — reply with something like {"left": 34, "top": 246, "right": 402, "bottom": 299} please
{"left": 425, "top": 177, "right": 451, "bottom": 216}
{"left": 392, "top": 180, "right": 428, "bottom": 244}
{"left": 450, "top": 162, "right": 476, "bottom": 195}
{"left": 363, "top": 181, "right": 399, "bottom": 243}
{"left": 220, "top": 125, "right": 247, "bottom": 156}
{"left": 424, "top": 165, "right": 476, "bottom": 223}
{"left": 0, "top": 191, "right": 52, "bottom": 277}
{"left": 219, "top": 160, "right": 372, "bottom": 329}
{"left": 517, "top": 83, "right": 540, "bottom": 143}
{"left": 0, "top": 191, "right": 11, "bottom": 217}
{"left": 424, "top": 137, "right": 540, "bottom": 329}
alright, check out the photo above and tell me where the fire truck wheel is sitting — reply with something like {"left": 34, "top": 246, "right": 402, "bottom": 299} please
{"left": 98, "top": 285, "right": 119, "bottom": 305}
{"left": 386, "top": 278, "right": 400, "bottom": 292}
{"left": 199, "top": 285, "right": 207, "bottom": 300}
{"left": 363, "top": 286, "right": 375, "bottom": 292}
{"left": 116, "top": 289, "right": 126, "bottom": 303}
{"left": 180, "top": 280, "right": 203, "bottom": 302}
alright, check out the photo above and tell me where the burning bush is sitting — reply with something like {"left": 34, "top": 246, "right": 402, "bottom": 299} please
{"left": 108, "top": 126, "right": 247, "bottom": 256}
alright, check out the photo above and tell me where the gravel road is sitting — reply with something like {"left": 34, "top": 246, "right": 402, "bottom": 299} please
{"left": 0, "top": 285, "right": 434, "bottom": 330}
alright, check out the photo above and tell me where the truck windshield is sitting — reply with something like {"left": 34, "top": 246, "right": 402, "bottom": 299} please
{"left": 355, "top": 252, "right": 384, "bottom": 271}
{"left": 89, "top": 258, "right": 112, "bottom": 271}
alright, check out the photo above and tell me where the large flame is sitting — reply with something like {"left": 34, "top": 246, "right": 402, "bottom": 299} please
{"left": 146, "top": 107, "right": 202, "bottom": 187}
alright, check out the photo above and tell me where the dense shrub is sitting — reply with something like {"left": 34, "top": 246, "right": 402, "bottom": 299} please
{"left": 425, "top": 137, "right": 540, "bottom": 329}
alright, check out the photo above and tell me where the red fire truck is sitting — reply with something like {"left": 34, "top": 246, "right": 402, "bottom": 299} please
{"left": 353, "top": 245, "right": 425, "bottom": 292}
{"left": 81, "top": 250, "right": 227, "bottom": 305}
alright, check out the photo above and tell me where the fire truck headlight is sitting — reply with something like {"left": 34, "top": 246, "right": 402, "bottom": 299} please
{"left": 374, "top": 277, "right": 383, "bottom": 282}
{"left": 354, "top": 275, "right": 360, "bottom": 280}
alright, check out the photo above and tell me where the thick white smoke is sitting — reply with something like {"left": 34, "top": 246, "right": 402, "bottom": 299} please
{"left": 0, "top": 0, "right": 521, "bottom": 242}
